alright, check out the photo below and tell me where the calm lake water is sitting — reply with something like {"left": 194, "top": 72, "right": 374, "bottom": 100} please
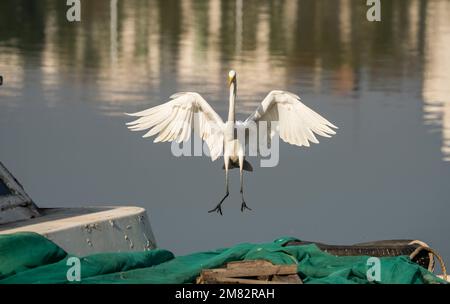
{"left": 1, "top": 0, "right": 450, "bottom": 264}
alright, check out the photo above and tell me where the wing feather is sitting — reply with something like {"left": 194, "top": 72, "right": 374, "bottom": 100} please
{"left": 244, "top": 90, "right": 337, "bottom": 148}
{"left": 126, "top": 92, "right": 224, "bottom": 160}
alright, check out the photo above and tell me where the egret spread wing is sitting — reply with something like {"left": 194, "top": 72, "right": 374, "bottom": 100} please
{"left": 126, "top": 92, "right": 225, "bottom": 161}
{"left": 244, "top": 90, "right": 337, "bottom": 147}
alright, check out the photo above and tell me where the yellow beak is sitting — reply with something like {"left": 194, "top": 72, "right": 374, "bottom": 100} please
{"left": 228, "top": 75, "right": 234, "bottom": 86}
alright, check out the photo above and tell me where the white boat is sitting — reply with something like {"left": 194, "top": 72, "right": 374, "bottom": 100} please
{"left": 0, "top": 161, "right": 157, "bottom": 256}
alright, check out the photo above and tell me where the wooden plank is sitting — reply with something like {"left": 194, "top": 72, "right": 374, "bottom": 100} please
{"left": 197, "top": 260, "right": 302, "bottom": 284}
{"left": 201, "top": 264, "right": 297, "bottom": 278}
{"left": 203, "top": 277, "right": 289, "bottom": 284}
{"left": 227, "top": 260, "right": 274, "bottom": 269}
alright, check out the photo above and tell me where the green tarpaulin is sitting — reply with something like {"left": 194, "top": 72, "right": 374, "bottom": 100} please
{"left": 0, "top": 232, "right": 446, "bottom": 284}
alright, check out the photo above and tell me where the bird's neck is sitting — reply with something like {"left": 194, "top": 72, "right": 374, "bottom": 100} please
{"left": 228, "top": 83, "right": 236, "bottom": 122}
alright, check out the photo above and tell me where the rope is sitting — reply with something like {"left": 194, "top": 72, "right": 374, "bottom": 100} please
{"left": 409, "top": 240, "right": 447, "bottom": 282}
{"left": 408, "top": 240, "right": 434, "bottom": 272}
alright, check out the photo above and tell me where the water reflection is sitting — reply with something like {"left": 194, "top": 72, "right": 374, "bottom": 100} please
{"left": 422, "top": 0, "right": 450, "bottom": 162}
{"left": 1, "top": 0, "right": 449, "bottom": 157}
{"left": 0, "top": 1, "right": 428, "bottom": 98}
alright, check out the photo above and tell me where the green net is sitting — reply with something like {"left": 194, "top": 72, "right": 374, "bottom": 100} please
{"left": 0, "top": 232, "right": 66, "bottom": 280}
{"left": 0, "top": 233, "right": 446, "bottom": 284}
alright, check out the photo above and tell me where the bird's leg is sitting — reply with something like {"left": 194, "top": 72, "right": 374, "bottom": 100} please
{"left": 208, "top": 164, "right": 229, "bottom": 215}
{"left": 239, "top": 159, "right": 251, "bottom": 212}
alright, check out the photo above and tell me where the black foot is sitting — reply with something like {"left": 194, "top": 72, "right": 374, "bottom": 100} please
{"left": 208, "top": 204, "right": 223, "bottom": 216}
{"left": 241, "top": 201, "right": 252, "bottom": 212}
{"left": 209, "top": 192, "right": 229, "bottom": 216}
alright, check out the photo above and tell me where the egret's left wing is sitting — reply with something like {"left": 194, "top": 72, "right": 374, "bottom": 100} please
{"left": 244, "top": 90, "right": 337, "bottom": 147}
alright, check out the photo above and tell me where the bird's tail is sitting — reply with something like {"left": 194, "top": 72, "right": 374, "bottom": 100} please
{"left": 222, "top": 159, "right": 253, "bottom": 172}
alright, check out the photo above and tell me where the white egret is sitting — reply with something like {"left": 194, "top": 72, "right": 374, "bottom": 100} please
{"left": 126, "top": 70, "right": 337, "bottom": 215}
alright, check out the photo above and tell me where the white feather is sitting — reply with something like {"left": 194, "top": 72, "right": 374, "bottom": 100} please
{"left": 126, "top": 92, "right": 225, "bottom": 161}
{"left": 244, "top": 90, "right": 337, "bottom": 149}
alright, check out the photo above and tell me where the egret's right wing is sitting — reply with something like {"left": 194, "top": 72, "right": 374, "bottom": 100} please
{"left": 126, "top": 92, "right": 225, "bottom": 161}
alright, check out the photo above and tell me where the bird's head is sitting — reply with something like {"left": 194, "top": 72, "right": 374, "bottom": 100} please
{"left": 228, "top": 70, "right": 237, "bottom": 87}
